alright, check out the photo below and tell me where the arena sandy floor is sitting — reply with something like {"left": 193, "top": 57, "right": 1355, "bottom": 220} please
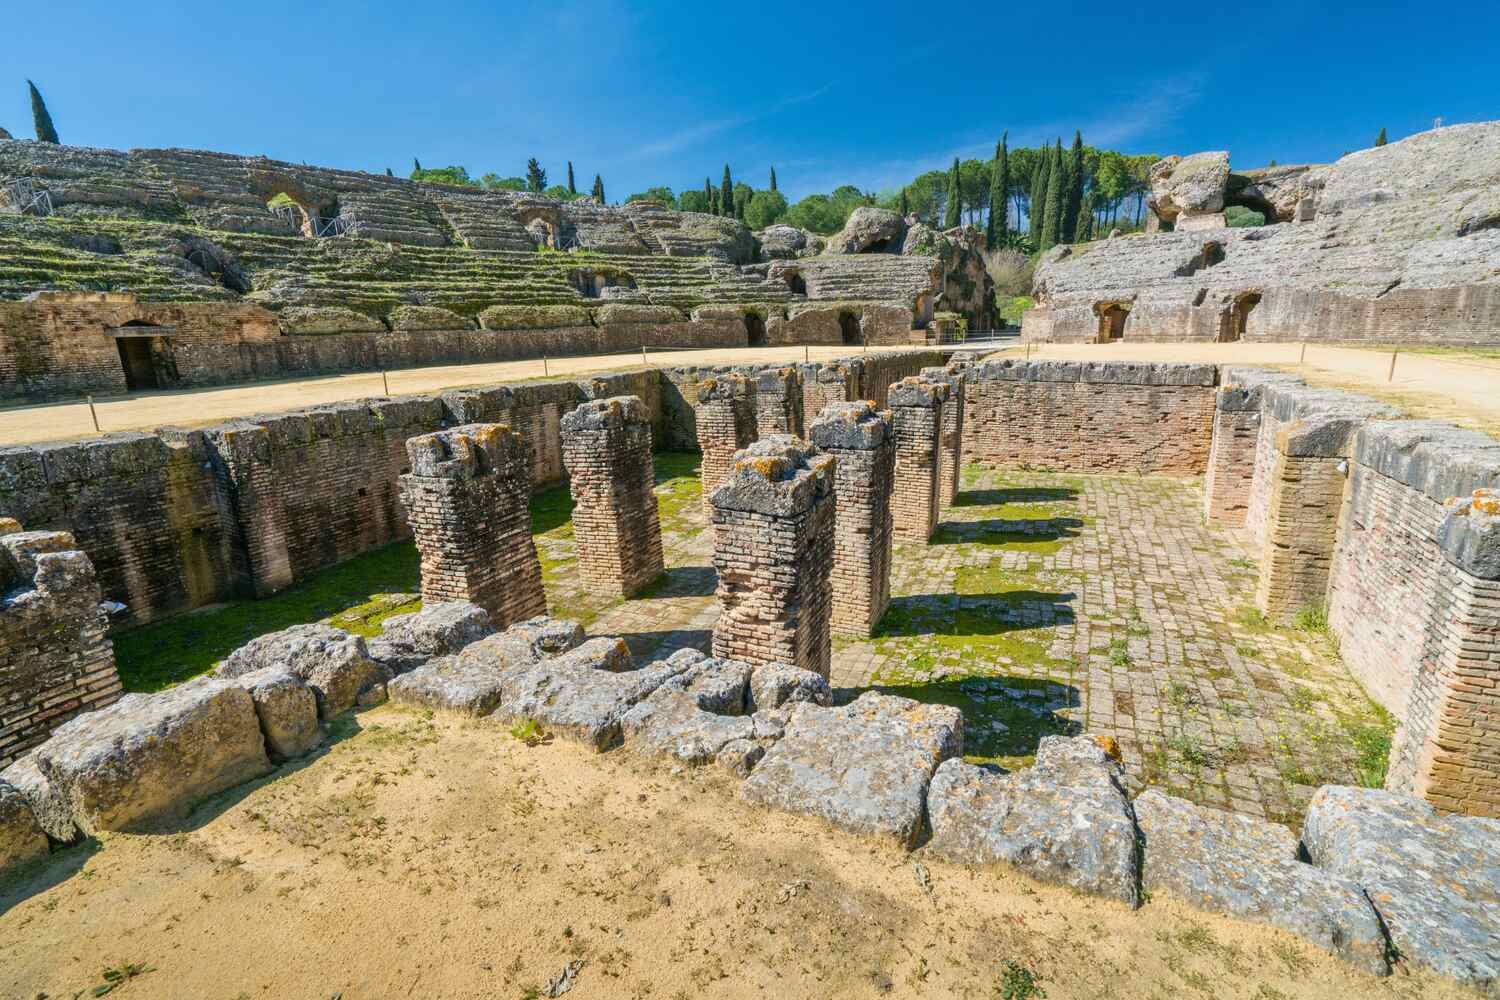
{"left": 0, "top": 710, "right": 1468, "bottom": 1000}
{"left": 1, "top": 340, "right": 1496, "bottom": 446}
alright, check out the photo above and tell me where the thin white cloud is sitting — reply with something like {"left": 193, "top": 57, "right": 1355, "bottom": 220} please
{"left": 627, "top": 85, "right": 832, "bottom": 160}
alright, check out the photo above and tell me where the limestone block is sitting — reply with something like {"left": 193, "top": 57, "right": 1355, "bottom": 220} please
{"left": 378, "top": 602, "right": 495, "bottom": 658}
{"left": 223, "top": 667, "right": 321, "bottom": 761}
{"left": 747, "top": 663, "right": 833, "bottom": 711}
{"left": 33, "top": 677, "right": 271, "bottom": 835}
{"left": 739, "top": 692, "right": 963, "bottom": 848}
{"left": 218, "top": 624, "right": 387, "bottom": 720}
{"left": 0, "top": 778, "right": 49, "bottom": 876}
{"left": 927, "top": 737, "right": 1140, "bottom": 906}
{"left": 0, "top": 755, "right": 75, "bottom": 841}
{"left": 1303, "top": 786, "right": 1500, "bottom": 993}
{"left": 620, "top": 655, "right": 757, "bottom": 765}
{"left": 1135, "top": 789, "right": 1388, "bottom": 974}
{"left": 1150, "top": 151, "right": 1230, "bottom": 221}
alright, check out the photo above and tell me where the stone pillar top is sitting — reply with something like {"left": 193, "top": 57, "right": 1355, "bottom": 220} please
{"left": 404, "top": 423, "right": 524, "bottom": 479}
{"left": 888, "top": 376, "right": 949, "bottom": 408}
{"left": 697, "top": 373, "right": 754, "bottom": 403}
{"left": 561, "top": 395, "right": 650, "bottom": 433}
{"left": 920, "top": 365, "right": 965, "bottom": 386}
{"left": 711, "top": 436, "right": 834, "bottom": 516}
{"left": 756, "top": 367, "right": 797, "bottom": 389}
{"left": 808, "top": 402, "right": 891, "bottom": 451}
{"left": 818, "top": 361, "right": 861, "bottom": 384}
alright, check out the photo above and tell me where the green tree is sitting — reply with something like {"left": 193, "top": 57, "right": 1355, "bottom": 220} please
{"left": 1040, "top": 141, "right": 1066, "bottom": 251}
{"left": 745, "top": 189, "right": 789, "bottom": 228}
{"left": 732, "top": 181, "right": 753, "bottom": 219}
{"left": 28, "top": 81, "right": 58, "bottom": 144}
{"left": 412, "top": 165, "right": 476, "bottom": 186}
{"left": 678, "top": 188, "right": 710, "bottom": 213}
{"left": 413, "top": 157, "right": 423, "bottom": 173}
{"left": 899, "top": 187, "right": 910, "bottom": 217}
{"left": 545, "top": 184, "right": 579, "bottom": 201}
{"left": 944, "top": 157, "right": 962, "bottom": 228}
{"left": 626, "top": 186, "right": 677, "bottom": 207}
{"left": 711, "top": 188, "right": 723, "bottom": 216}
{"left": 720, "top": 165, "right": 733, "bottom": 217}
{"left": 385, "top": 167, "right": 394, "bottom": 177}
{"left": 567, "top": 161, "right": 577, "bottom": 194}
{"left": 769, "top": 166, "right": 778, "bottom": 192}
{"left": 1074, "top": 190, "right": 1095, "bottom": 243}
{"left": 784, "top": 193, "right": 844, "bottom": 234}
{"left": 591, "top": 174, "right": 605, "bottom": 203}
{"left": 1375, "top": 127, "right": 1387, "bottom": 147}
{"left": 959, "top": 159, "right": 989, "bottom": 226}
{"left": 526, "top": 158, "right": 547, "bottom": 193}
{"left": 481, "top": 174, "right": 527, "bottom": 191}
{"left": 986, "top": 133, "right": 1009, "bottom": 249}
{"left": 1029, "top": 149, "right": 1050, "bottom": 246}
{"left": 1063, "top": 131, "right": 1085, "bottom": 243}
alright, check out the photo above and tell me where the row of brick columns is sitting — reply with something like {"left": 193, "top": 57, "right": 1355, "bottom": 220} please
{"left": 700, "top": 363, "right": 968, "bottom": 679}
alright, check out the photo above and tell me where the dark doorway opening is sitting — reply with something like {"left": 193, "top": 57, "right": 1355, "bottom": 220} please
{"left": 745, "top": 312, "right": 767, "bottom": 347}
{"left": 785, "top": 271, "right": 807, "bottom": 296}
{"left": 1096, "top": 304, "right": 1129, "bottom": 342}
{"left": 838, "top": 311, "right": 862, "bottom": 346}
{"left": 1227, "top": 292, "right": 1261, "bottom": 342}
{"left": 116, "top": 337, "right": 159, "bottom": 390}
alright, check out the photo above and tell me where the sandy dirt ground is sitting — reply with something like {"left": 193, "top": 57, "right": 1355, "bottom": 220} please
{"left": 0, "top": 707, "right": 1467, "bottom": 1000}
{"left": 3, "top": 340, "right": 1495, "bottom": 447}
{"left": 996, "top": 342, "right": 1500, "bottom": 438}
{"left": 0, "top": 344, "right": 892, "bottom": 446}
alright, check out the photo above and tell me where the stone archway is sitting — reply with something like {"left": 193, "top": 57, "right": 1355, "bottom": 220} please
{"left": 249, "top": 172, "right": 334, "bottom": 237}
{"left": 1226, "top": 292, "right": 1262, "bottom": 342}
{"left": 1094, "top": 302, "right": 1130, "bottom": 343}
{"left": 838, "top": 311, "right": 863, "bottom": 346}
{"left": 745, "top": 311, "right": 768, "bottom": 347}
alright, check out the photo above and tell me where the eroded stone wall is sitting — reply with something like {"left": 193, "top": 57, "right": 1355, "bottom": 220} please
{"left": 561, "top": 396, "right": 663, "bottom": 599}
{"left": 695, "top": 374, "right": 758, "bottom": 514}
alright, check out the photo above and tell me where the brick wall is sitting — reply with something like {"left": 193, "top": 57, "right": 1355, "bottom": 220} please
{"left": 807, "top": 402, "right": 894, "bottom": 637}
{"left": 0, "top": 527, "right": 121, "bottom": 767}
{"left": 889, "top": 377, "right": 947, "bottom": 542}
{"left": 962, "top": 360, "right": 1218, "bottom": 475}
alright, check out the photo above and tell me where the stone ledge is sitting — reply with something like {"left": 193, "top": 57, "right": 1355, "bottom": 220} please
{"left": 977, "top": 359, "right": 1219, "bottom": 386}
{"left": 1351, "top": 419, "right": 1500, "bottom": 505}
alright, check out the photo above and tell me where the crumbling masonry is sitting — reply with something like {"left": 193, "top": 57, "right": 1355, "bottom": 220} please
{"left": 398, "top": 424, "right": 546, "bottom": 628}
{"left": 754, "top": 367, "right": 804, "bottom": 438}
{"left": 709, "top": 437, "right": 835, "bottom": 678}
{"left": 0, "top": 522, "right": 121, "bottom": 767}
{"left": 807, "top": 402, "right": 895, "bottom": 637}
{"left": 888, "top": 376, "right": 949, "bottom": 541}
{"left": 922, "top": 365, "right": 967, "bottom": 508}
{"left": 560, "top": 396, "right": 664, "bottom": 599}
{"left": 695, "top": 374, "right": 758, "bottom": 513}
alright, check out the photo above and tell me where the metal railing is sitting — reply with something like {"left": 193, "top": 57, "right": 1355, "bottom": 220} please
{"left": 314, "top": 215, "right": 351, "bottom": 238}
{"left": 931, "top": 328, "right": 1020, "bottom": 346}
{"left": 3, "top": 178, "right": 53, "bottom": 216}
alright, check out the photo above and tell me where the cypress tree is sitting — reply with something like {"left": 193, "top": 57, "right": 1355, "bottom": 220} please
{"left": 567, "top": 161, "right": 576, "bottom": 194}
{"left": 1063, "top": 131, "right": 1085, "bottom": 243}
{"left": 944, "top": 157, "right": 962, "bottom": 228}
{"left": 711, "top": 188, "right": 722, "bottom": 216}
{"left": 1074, "top": 191, "right": 1094, "bottom": 243}
{"left": 1029, "top": 151, "right": 1050, "bottom": 246}
{"left": 28, "top": 81, "right": 58, "bottom": 144}
{"left": 986, "top": 132, "right": 1009, "bottom": 249}
{"left": 1375, "top": 127, "right": 1387, "bottom": 147}
{"left": 1040, "top": 141, "right": 1066, "bottom": 251}
{"left": 413, "top": 158, "right": 423, "bottom": 173}
{"left": 899, "top": 187, "right": 910, "bottom": 217}
{"left": 703, "top": 177, "right": 713, "bottom": 213}
{"left": 526, "top": 158, "right": 546, "bottom": 193}
{"left": 591, "top": 174, "right": 605, "bottom": 203}
{"left": 769, "top": 166, "right": 778, "bottom": 192}
{"left": 385, "top": 167, "right": 393, "bottom": 177}
{"left": 720, "top": 165, "right": 733, "bottom": 218}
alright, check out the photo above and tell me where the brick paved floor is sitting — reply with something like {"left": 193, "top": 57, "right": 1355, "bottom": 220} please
{"left": 537, "top": 454, "right": 1392, "bottom": 827}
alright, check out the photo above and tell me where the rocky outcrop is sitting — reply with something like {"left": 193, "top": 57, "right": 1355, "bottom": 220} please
{"left": 218, "top": 624, "right": 388, "bottom": 720}
{"left": 370, "top": 601, "right": 494, "bottom": 670}
{"left": 1027, "top": 122, "right": 1500, "bottom": 345}
{"left": 32, "top": 676, "right": 271, "bottom": 834}
{"left": 926, "top": 737, "right": 1140, "bottom": 906}
{"left": 1136, "top": 790, "right": 1388, "bottom": 974}
{"left": 1302, "top": 786, "right": 1500, "bottom": 994}
{"left": 1148, "top": 151, "right": 1229, "bottom": 227}
{"left": 387, "top": 613, "right": 582, "bottom": 716}
{"left": 758, "top": 225, "right": 813, "bottom": 260}
{"left": 827, "top": 207, "right": 906, "bottom": 255}
{"left": 739, "top": 692, "right": 963, "bottom": 848}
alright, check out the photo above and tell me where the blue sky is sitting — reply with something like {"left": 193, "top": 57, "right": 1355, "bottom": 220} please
{"left": 8, "top": 0, "right": 1497, "bottom": 202}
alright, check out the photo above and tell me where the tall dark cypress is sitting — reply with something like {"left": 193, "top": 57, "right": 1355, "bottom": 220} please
{"left": 1040, "top": 141, "right": 1065, "bottom": 251}
{"left": 567, "top": 162, "right": 576, "bottom": 194}
{"left": 720, "top": 165, "right": 733, "bottom": 218}
{"left": 986, "top": 132, "right": 1009, "bottom": 249}
{"left": 702, "top": 177, "right": 713, "bottom": 212}
{"left": 1029, "top": 150, "right": 1049, "bottom": 246}
{"left": 1063, "top": 131, "right": 1085, "bottom": 243}
{"left": 769, "top": 166, "right": 778, "bottom": 192}
{"left": 28, "top": 81, "right": 58, "bottom": 144}
{"left": 385, "top": 167, "right": 394, "bottom": 177}
{"left": 943, "top": 157, "right": 961, "bottom": 228}
{"left": 899, "top": 187, "right": 910, "bottom": 217}
{"left": 413, "top": 158, "right": 423, "bottom": 173}
{"left": 1073, "top": 190, "right": 1094, "bottom": 243}
{"left": 591, "top": 174, "right": 605, "bottom": 203}
{"left": 1375, "top": 127, "right": 1387, "bottom": 147}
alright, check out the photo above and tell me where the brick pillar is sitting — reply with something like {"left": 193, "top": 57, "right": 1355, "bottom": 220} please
{"left": 0, "top": 524, "right": 122, "bottom": 767}
{"left": 1388, "top": 492, "right": 1500, "bottom": 817}
{"left": 204, "top": 423, "right": 294, "bottom": 597}
{"left": 560, "top": 396, "right": 664, "bottom": 599}
{"left": 921, "top": 365, "right": 966, "bottom": 508}
{"left": 709, "top": 436, "right": 835, "bottom": 679}
{"left": 1253, "top": 414, "right": 1363, "bottom": 621}
{"left": 695, "top": 374, "right": 757, "bottom": 514}
{"left": 398, "top": 423, "right": 546, "bottom": 628}
{"left": 808, "top": 402, "right": 895, "bottom": 637}
{"left": 754, "top": 366, "right": 804, "bottom": 438}
{"left": 888, "top": 376, "right": 948, "bottom": 542}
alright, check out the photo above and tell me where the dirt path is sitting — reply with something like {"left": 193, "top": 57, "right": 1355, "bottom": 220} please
{"left": 0, "top": 344, "right": 901, "bottom": 446}
{"left": 0, "top": 709, "right": 1465, "bottom": 1000}
{"left": 996, "top": 342, "right": 1500, "bottom": 437}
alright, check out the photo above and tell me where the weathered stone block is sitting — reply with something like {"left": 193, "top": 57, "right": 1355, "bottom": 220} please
{"left": 0, "top": 755, "right": 75, "bottom": 842}
{"left": 218, "top": 623, "right": 387, "bottom": 720}
{"left": 223, "top": 667, "right": 321, "bottom": 761}
{"left": 0, "top": 777, "right": 49, "bottom": 876}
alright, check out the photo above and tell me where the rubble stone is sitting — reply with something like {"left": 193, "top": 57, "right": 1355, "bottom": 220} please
{"left": 222, "top": 667, "right": 321, "bottom": 761}
{"left": 218, "top": 623, "right": 387, "bottom": 720}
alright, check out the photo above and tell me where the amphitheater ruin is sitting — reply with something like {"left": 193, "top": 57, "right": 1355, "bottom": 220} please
{"left": 1, "top": 123, "right": 1499, "bottom": 997}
